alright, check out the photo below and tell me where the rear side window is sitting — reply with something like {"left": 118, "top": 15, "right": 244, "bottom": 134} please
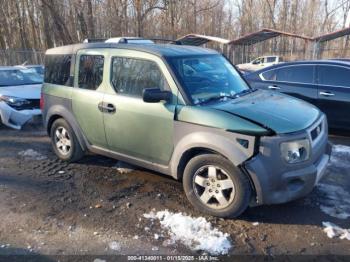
{"left": 111, "top": 57, "right": 168, "bottom": 97}
{"left": 44, "top": 55, "right": 72, "bottom": 86}
{"left": 78, "top": 55, "right": 104, "bottom": 90}
{"left": 318, "top": 66, "right": 350, "bottom": 87}
{"left": 266, "top": 57, "right": 276, "bottom": 63}
{"left": 276, "top": 65, "right": 314, "bottom": 84}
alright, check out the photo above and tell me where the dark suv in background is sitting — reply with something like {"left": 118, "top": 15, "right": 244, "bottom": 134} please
{"left": 245, "top": 60, "right": 350, "bottom": 131}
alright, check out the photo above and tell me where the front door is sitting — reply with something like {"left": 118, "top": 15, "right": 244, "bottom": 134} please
{"left": 72, "top": 50, "right": 108, "bottom": 148}
{"left": 316, "top": 65, "right": 350, "bottom": 130}
{"left": 103, "top": 51, "right": 176, "bottom": 165}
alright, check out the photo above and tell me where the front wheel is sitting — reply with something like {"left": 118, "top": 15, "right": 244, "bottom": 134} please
{"left": 183, "top": 154, "right": 252, "bottom": 218}
{"left": 50, "top": 118, "right": 84, "bottom": 162}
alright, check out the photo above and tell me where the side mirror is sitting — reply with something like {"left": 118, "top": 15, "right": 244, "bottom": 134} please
{"left": 142, "top": 88, "right": 172, "bottom": 103}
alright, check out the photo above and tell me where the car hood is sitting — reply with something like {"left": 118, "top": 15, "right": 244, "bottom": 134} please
{"left": 0, "top": 84, "right": 42, "bottom": 99}
{"left": 209, "top": 90, "right": 320, "bottom": 134}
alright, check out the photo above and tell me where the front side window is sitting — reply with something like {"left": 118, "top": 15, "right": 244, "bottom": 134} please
{"left": 111, "top": 57, "right": 168, "bottom": 97}
{"left": 276, "top": 65, "right": 314, "bottom": 84}
{"left": 168, "top": 55, "right": 250, "bottom": 104}
{"left": 78, "top": 55, "right": 104, "bottom": 90}
{"left": 318, "top": 66, "right": 350, "bottom": 87}
{"left": 261, "top": 70, "right": 277, "bottom": 81}
{"left": 0, "top": 68, "right": 43, "bottom": 86}
{"left": 44, "top": 55, "right": 71, "bottom": 86}
{"left": 252, "top": 58, "right": 262, "bottom": 64}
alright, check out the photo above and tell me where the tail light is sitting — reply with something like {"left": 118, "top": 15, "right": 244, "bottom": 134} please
{"left": 40, "top": 93, "right": 44, "bottom": 110}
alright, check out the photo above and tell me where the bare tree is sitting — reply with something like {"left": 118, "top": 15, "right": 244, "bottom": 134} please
{"left": 0, "top": 0, "right": 349, "bottom": 63}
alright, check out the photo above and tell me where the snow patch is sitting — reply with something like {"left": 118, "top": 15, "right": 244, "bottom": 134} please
{"left": 322, "top": 222, "right": 350, "bottom": 240}
{"left": 143, "top": 210, "right": 232, "bottom": 255}
{"left": 317, "top": 183, "right": 350, "bottom": 219}
{"left": 332, "top": 144, "right": 350, "bottom": 155}
{"left": 108, "top": 241, "right": 121, "bottom": 251}
{"left": 330, "top": 145, "right": 350, "bottom": 169}
{"left": 93, "top": 259, "right": 106, "bottom": 262}
{"left": 113, "top": 161, "right": 135, "bottom": 174}
{"left": 18, "top": 149, "right": 46, "bottom": 160}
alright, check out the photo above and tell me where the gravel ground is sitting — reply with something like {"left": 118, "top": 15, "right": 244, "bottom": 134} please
{"left": 0, "top": 123, "right": 349, "bottom": 258}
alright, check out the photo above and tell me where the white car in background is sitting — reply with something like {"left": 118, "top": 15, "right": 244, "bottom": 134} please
{"left": 0, "top": 66, "right": 43, "bottom": 129}
{"left": 237, "top": 55, "right": 283, "bottom": 72}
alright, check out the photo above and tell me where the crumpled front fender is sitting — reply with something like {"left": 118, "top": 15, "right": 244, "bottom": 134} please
{"left": 0, "top": 101, "right": 41, "bottom": 129}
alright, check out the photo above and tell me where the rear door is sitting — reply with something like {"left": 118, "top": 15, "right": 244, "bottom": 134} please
{"left": 71, "top": 50, "right": 108, "bottom": 148}
{"left": 257, "top": 65, "right": 318, "bottom": 105}
{"left": 316, "top": 65, "right": 350, "bottom": 130}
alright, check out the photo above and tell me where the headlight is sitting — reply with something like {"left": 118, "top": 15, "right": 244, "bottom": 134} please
{"left": 0, "top": 95, "right": 30, "bottom": 107}
{"left": 280, "top": 139, "right": 310, "bottom": 164}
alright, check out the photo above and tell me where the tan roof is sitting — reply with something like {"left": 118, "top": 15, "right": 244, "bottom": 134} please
{"left": 176, "top": 34, "right": 231, "bottom": 46}
{"left": 229, "top": 28, "right": 312, "bottom": 45}
{"left": 313, "top": 27, "right": 350, "bottom": 42}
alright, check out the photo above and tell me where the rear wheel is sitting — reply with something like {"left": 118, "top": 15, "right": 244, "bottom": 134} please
{"left": 183, "top": 154, "right": 251, "bottom": 218}
{"left": 50, "top": 118, "right": 84, "bottom": 162}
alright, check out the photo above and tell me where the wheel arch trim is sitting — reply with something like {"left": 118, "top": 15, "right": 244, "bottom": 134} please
{"left": 170, "top": 122, "right": 256, "bottom": 180}
{"left": 45, "top": 105, "right": 87, "bottom": 151}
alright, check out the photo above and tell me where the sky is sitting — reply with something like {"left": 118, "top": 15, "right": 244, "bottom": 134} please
{"left": 227, "top": 0, "right": 350, "bottom": 28}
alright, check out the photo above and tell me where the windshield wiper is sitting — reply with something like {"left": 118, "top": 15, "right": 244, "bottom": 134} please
{"left": 233, "top": 88, "right": 254, "bottom": 98}
{"left": 198, "top": 94, "right": 236, "bottom": 105}
{"left": 198, "top": 89, "right": 255, "bottom": 105}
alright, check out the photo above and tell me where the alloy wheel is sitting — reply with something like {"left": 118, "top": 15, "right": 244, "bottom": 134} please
{"left": 54, "top": 126, "right": 71, "bottom": 156}
{"left": 192, "top": 165, "right": 235, "bottom": 209}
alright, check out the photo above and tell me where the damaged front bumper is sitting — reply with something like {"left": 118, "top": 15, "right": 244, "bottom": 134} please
{"left": 245, "top": 115, "right": 332, "bottom": 205}
{"left": 0, "top": 101, "right": 41, "bottom": 129}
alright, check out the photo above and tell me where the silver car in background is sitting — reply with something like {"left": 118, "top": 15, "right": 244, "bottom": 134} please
{"left": 0, "top": 66, "right": 43, "bottom": 129}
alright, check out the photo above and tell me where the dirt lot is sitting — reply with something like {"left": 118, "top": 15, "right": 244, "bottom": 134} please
{"left": 0, "top": 123, "right": 349, "bottom": 259}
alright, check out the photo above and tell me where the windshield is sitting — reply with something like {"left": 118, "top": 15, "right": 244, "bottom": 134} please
{"left": 29, "top": 66, "right": 45, "bottom": 76}
{"left": 168, "top": 55, "right": 250, "bottom": 105}
{"left": 0, "top": 68, "right": 43, "bottom": 86}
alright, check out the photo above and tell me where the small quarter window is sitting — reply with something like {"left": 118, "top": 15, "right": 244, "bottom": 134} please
{"left": 78, "top": 55, "right": 104, "bottom": 90}
{"left": 111, "top": 57, "right": 168, "bottom": 97}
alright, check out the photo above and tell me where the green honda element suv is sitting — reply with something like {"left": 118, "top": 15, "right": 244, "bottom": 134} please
{"left": 41, "top": 40, "right": 332, "bottom": 218}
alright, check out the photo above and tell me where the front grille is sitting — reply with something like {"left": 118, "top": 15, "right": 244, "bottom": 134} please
{"left": 311, "top": 122, "right": 323, "bottom": 141}
{"left": 11, "top": 99, "right": 40, "bottom": 110}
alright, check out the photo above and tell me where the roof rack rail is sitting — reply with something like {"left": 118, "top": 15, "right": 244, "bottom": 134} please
{"left": 82, "top": 37, "right": 182, "bottom": 45}
{"left": 105, "top": 37, "right": 154, "bottom": 44}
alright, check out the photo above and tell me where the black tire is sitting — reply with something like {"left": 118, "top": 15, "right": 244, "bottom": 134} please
{"left": 183, "top": 154, "right": 251, "bottom": 218}
{"left": 50, "top": 118, "right": 84, "bottom": 162}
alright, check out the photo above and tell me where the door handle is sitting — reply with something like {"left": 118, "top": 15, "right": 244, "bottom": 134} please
{"left": 319, "top": 91, "right": 335, "bottom": 97}
{"left": 105, "top": 103, "right": 116, "bottom": 113}
{"left": 98, "top": 102, "right": 116, "bottom": 113}
{"left": 268, "top": 85, "right": 281, "bottom": 90}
